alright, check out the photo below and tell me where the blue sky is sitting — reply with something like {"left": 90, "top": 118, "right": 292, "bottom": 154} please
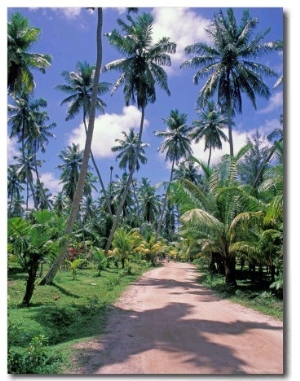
{"left": 6, "top": 5, "right": 283, "bottom": 198}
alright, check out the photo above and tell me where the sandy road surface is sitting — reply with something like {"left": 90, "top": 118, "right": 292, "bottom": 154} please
{"left": 73, "top": 261, "right": 284, "bottom": 375}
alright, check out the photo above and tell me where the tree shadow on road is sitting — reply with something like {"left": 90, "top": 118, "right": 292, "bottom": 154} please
{"left": 73, "top": 269, "right": 283, "bottom": 375}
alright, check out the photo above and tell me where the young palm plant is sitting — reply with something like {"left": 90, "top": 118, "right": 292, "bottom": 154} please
{"left": 8, "top": 210, "right": 64, "bottom": 306}
{"left": 172, "top": 145, "right": 261, "bottom": 286}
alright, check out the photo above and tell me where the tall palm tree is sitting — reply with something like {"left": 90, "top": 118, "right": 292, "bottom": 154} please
{"left": 57, "top": 143, "right": 83, "bottom": 202}
{"left": 111, "top": 127, "right": 150, "bottom": 173}
{"left": 13, "top": 150, "right": 44, "bottom": 210}
{"left": 180, "top": 8, "right": 277, "bottom": 156}
{"left": 8, "top": 92, "right": 56, "bottom": 209}
{"left": 138, "top": 178, "right": 160, "bottom": 224}
{"left": 40, "top": 8, "right": 104, "bottom": 285}
{"left": 7, "top": 12, "right": 52, "bottom": 94}
{"left": 111, "top": 127, "right": 150, "bottom": 227}
{"left": 190, "top": 101, "right": 228, "bottom": 167}
{"left": 154, "top": 109, "right": 193, "bottom": 240}
{"left": 102, "top": 11, "right": 176, "bottom": 252}
{"left": 8, "top": 164, "right": 25, "bottom": 216}
{"left": 8, "top": 92, "right": 49, "bottom": 150}
{"left": 55, "top": 61, "right": 112, "bottom": 214}
{"left": 173, "top": 160, "right": 200, "bottom": 185}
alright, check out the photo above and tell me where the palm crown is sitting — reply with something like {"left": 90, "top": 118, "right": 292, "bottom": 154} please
{"left": 103, "top": 12, "right": 176, "bottom": 109}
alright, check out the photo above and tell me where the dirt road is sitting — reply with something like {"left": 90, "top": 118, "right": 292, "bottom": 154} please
{"left": 73, "top": 261, "right": 284, "bottom": 375}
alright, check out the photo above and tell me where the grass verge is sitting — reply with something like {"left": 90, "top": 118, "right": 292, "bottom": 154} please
{"left": 7, "top": 260, "right": 152, "bottom": 374}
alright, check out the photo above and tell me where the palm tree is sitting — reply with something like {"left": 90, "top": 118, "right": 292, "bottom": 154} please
{"left": 102, "top": 11, "right": 176, "bottom": 253}
{"left": 8, "top": 92, "right": 56, "bottom": 209}
{"left": 175, "top": 146, "right": 259, "bottom": 286}
{"left": 7, "top": 164, "right": 25, "bottom": 216}
{"left": 138, "top": 178, "right": 160, "bottom": 224}
{"left": 180, "top": 8, "right": 277, "bottom": 156}
{"left": 173, "top": 160, "right": 200, "bottom": 185}
{"left": 8, "top": 92, "right": 49, "bottom": 150}
{"left": 13, "top": 150, "right": 44, "bottom": 210}
{"left": 7, "top": 12, "right": 52, "bottom": 94}
{"left": 55, "top": 61, "right": 112, "bottom": 214}
{"left": 40, "top": 8, "right": 104, "bottom": 285}
{"left": 57, "top": 144, "right": 84, "bottom": 202}
{"left": 190, "top": 101, "right": 228, "bottom": 167}
{"left": 154, "top": 109, "right": 193, "bottom": 240}
{"left": 252, "top": 117, "right": 283, "bottom": 189}
{"left": 112, "top": 127, "right": 150, "bottom": 173}
{"left": 8, "top": 210, "right": 62, "bottom": 305}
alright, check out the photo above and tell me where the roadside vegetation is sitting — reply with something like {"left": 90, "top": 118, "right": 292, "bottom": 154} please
{"left": 7, "top": 258, "right": 152, "bottom": 374}
{"left": 192, "top": 258, "right": 283, "bottom": 320}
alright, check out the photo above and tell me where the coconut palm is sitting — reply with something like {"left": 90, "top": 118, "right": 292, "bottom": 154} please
{"left": 13, "top": 150, "right": 44, "bottom": 210}
{"left": 138, "top": 178, "right": 160, "bottom": 224}
{"left": 112, "top": 127, "right": 150, "bottom": 173}
{"left": 8, "top": 164, "right": 25, "bottom": 216}
{"left": 57, "top": 144, "right": 84, "bottom": 202}
{"left": 154, "top": 109, "right": 193, "bottom": 240}
{"left": 173, "top": 160, "right": 201, "bottom": 185}
{"left": 7, "top": 12, "right": 52, "bottom": 94}
{"left": 8, "top": 92, "right": 56, "bottom": 209}
{"left": 190, "top": 101, "right": 228, "bottom": 167}
{"left": 40, "top": 8, "right": 104, "bottom": 286}
{"left": 8, "top": 210, "right": 64, "bottom": 305}
{"left": 171, "top": 144, "right": 254, "bottom": 284}
{"left": 180, "top": 8, "right": 277, "bottom": 156}
{"left": 102, "top": 11, "right": 176, "bottom": 252}
{"left": 55, "top": 61, "right": 112, "bottom": 213}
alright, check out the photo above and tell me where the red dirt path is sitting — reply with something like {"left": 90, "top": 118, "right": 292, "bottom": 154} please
{"left": 72, "top": 261, "right": 284, "bottom": 375}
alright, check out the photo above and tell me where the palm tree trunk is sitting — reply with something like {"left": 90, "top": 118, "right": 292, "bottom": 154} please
{"left": 83, "top": 116, "right": 112, "bottom": 216}
{"left": 104, "top": 104, "right": 146, "bottom": 254}
{"left": 208, "top": 147, "right": 212, "bottom": 168}
{"left": 226, "top": 98, "right": 234, "bottom": 157}
{"left": 22, "top": 253, "right": 40, "bottom": 306}
{"left": 40, "top": 8, "right": 103, "bottom": 285}
{"left": 155, "top": 159, "right": 175, "bottom": 241}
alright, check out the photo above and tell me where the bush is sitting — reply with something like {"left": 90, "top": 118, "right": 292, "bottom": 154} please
{"left": 8, "top": 334, "right": 62, "bottom": 374}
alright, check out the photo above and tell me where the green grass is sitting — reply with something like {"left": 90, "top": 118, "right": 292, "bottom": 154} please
{"left": 194, "top": 263, "right": 283, "bottom": 321}
{"left": 8, "top": 258, "right": 283, "bottom": 374}
{"left": 7, "top": 260, "right": 152, "bottom": 374}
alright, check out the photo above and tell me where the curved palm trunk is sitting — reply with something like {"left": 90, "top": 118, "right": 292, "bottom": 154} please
{"left": 104, "top": 104, "right": 145, "bottom": 254}
{"left": 226, "top": 99, "right": 234, "bottom": 157}
{"left": 83, "top": 116, "right": 112, "bottom": 216}
{"left": 155, "top": 159, "right": 175, "bottom": 241}
{"left": 22, "top": 253, "right": 40, "bottom": 306}
{"left": 40, "top": 8, "right": 103, "bottom": 285}
{"left": 252, "top": 138, "right": 283, "bottom": 188}
{"left": 208, "top": 147, "right": 212, "bottom": 168}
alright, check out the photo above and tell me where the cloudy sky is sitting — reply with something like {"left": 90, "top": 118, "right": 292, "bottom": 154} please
{"left": 6, "top": 4, "right": 284, "bottom": 199}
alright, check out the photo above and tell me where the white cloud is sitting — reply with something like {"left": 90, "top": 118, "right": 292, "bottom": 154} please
{"left": 258, "top": 91, "right": 283, "bottom": 114}
{"left": 7, "top": 136, "right": 19, "bottom": 164}
{"left": 152, "top": 8, "right": 211, "bottom": 74}
{"left": 247, "top": 118, "right": 281, "bottom": 138}
{"left": 56, "top": 8, "right": 82, "bottom": 19}
{"left": 68, "top": 105, "right": 149, "bottom": 158}
{"left": 40, "top": 172, "right": 62, "bottom": 194}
